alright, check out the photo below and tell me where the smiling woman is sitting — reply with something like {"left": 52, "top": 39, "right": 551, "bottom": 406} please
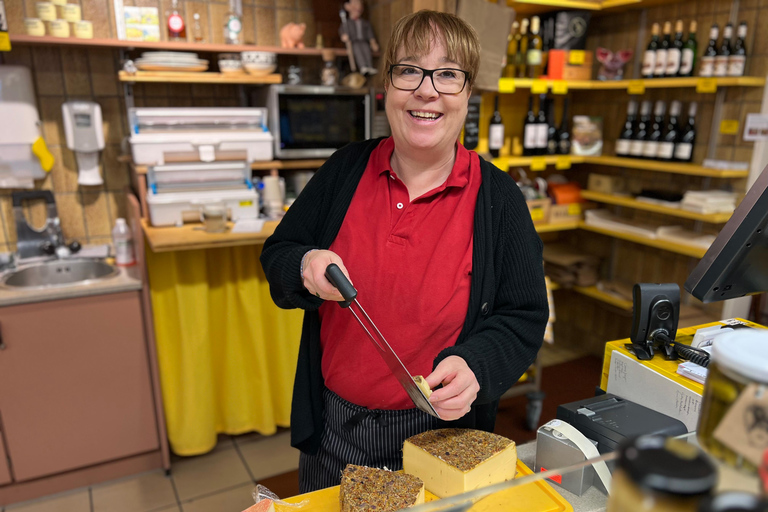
{"left": 260, "top": 10, "right": 548, "bottom": 494}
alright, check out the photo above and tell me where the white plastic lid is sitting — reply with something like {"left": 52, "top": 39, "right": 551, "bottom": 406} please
{"left": 711, "top": 329, "right": 768, "bottom": 384}
{"left": 116, "top": 218, "right": 127, "bottom": 226}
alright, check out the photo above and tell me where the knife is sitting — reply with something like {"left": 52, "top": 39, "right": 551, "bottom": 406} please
{"left": 325, "top": 263, "right": 441, "bottom": 419}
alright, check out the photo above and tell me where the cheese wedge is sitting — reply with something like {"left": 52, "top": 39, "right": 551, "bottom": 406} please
{"left": 339, "top": 464, "right": 425, "bottom": 512}
{"left": 413, "top": 375, "right": 432, "bottom": 398}
{"left": 403, "top": 428, "right": 517, "bottom": 498}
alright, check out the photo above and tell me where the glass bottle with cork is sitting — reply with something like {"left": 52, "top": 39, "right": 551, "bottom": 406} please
{"left": 166, "top": 0, "right": 186, "bottom": 41}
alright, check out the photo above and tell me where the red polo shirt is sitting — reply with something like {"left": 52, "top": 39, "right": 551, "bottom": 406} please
{"left": 318, "top": 137, "right": 481, "bottom": 409}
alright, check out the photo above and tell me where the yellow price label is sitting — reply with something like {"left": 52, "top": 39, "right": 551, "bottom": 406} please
{"left": 568, "top": 50, "right": 586, "bottom": 65}
{"left": 531, "top": 79, "right": 548, "bottom": 94}
{"left": 696, "top": 78, "right": 718, "bottom": 93}
{"left": 0, "top": 33, "right": 10, "bottom": 52}
{"left": 239, "top": 200, "right": 254, "bottom": 207}
{"left": 530, "top": 207, "right": 545, "bottom": 221}
{"left": 498, "top": 79, "right": 515, "bottom": 93}
{"left": 555, "top": 156, "right": 572, "bottom": 170}
{"left": 720, "top": 119, "right": 739, "bottom": 135}
{"left": 530, "top": 157, "right": 547, "bottom": 171}
{"left": 567, "top": 203, "right": 582, "bottom": 216}
{"left": 627, "top": 80, "right": 645, "bottom": 95}
{"left": 552, "top": 81, "right": 568, "bottom": 95}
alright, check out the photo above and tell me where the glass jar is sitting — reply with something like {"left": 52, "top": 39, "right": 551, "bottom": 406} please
{"left": 697, "top": 329, "right": 768, "bottom": 473}
{"left": 607, "top": 436, "right": 716, "bottom": 512}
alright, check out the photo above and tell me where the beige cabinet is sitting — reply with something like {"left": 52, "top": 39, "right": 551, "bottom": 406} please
{"left": 0, "top": 292, "right": 159, "bottom": 482}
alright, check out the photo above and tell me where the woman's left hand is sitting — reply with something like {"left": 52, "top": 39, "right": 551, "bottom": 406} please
{"left": 425, "top": 356, "right": 480, "bottom": 420}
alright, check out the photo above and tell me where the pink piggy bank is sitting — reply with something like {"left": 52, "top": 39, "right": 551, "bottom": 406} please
{"left": 280, "top": 22, "right": 306, "bottom": 49}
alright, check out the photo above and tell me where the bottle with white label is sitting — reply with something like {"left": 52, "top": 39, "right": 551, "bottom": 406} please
{"left": 714, "top": 23, "right": 732, "bottom": 77}
{"left": 674, "top": 102, "right": 697, "bottom": 163}
{"left": 679, "top": 21, "right": 697, "bottom": 77}
{"left": 616, "top": 100, "right": 637, "bottom": 157}
{"left": 728, "top": 22, "right": 747, "bottom": 77}
{"left": 488, "top": 95, "right": 504, "bottom": 158}
{"left": 657, "top": 100, "right": 680, "bottom": 161}
{"left": 699, "top": 24, "right": 718, "bottom": 77}
{"left": 629, "top": 101, "right": 652, "bottom": 158}
{"left": 535, "top": 94, "right": 549, "bottom": 155}
{"left": 523, "top": 96, "right": 537, "bottom": 156}
{"left": 527, "top": 16, "right": 543, "bottom": 79}
{"left": 112, "top": 218, "right": 135, "bottom": 266}
{"left": 642, "top": 23, "right": 660, "bottom": 79}
{"left": 643, "top": 101, "right": 665, "bottom": 159}
{"left": 654, "top": 22, "right": 671, "bottom": 77}
{"left": 666, "top": 20, "right": 684, "bottom": 76}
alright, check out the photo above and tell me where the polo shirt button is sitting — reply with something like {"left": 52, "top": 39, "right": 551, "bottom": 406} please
{"left": 396, "top": 202, "right": 404, "bottom": 209}
{"left": 390, "top": 173, "right": 395, "bottom": 180}
{"left": 481, "top": 302, "right": 489, "bottom": 315}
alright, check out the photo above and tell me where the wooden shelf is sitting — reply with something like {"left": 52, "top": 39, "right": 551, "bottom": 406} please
{"left": 10, "top": 34, "right": 348, "bottom": 56}
{"left": 580, "top": 190, "right": 732, "bottom": 223}
{"left": 498, "top": 76, "right": 765, "bottom": 93}
{"left": 494, "top": 155, "right": 586, "bottom": 170}
{"left": 572, "top": 285, "right": 633, "bottom": 311}
{"left": 118, "top": 70, "right": 282, "bottom": 84}
{"left": 141, "top": 218, "right": 279, "bottom": 252}
{"left": 132, "top": 159, "right": 325, "bottom": 174}
{"left": 535, "top": 220, "right": 581, "bottom": 233}
{"left": 579, "top": 222, "right": 708, "bottom": 258}
{"left": 584, "top": 156, "right": 749, "bottom": 178}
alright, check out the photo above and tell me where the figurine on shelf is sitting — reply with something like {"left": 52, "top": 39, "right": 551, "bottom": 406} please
{"left": 280, "top": 22, "right": 306, "bottom": 49}
{"left": 339, "top": 0, "right": 379, "bottom": 76}
{"left": 320, "top": 49, "right": 339, "bottom": 86}
{"left": 596, "top": 47, "right": 634, "bottom": 80}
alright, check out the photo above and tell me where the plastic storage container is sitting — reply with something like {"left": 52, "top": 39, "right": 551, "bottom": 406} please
{"left": 697, "top": 329, "right": 768, "bottom": 473}
{"left": 112, "top": 218, "right": 135, "bottom": 266}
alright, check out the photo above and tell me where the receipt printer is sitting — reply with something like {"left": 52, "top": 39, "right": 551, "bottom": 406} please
{"left": 556, "top": 394, "right": 687, "bottom": 455}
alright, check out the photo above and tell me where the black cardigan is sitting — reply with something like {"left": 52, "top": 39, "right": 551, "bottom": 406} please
{"left": 260, "top": 138, "right": 548, "bottom": 455}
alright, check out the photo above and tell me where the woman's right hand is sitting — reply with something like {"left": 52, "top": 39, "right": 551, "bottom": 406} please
{"left": 302, "top": 249, "right": 350, "bottom": 302}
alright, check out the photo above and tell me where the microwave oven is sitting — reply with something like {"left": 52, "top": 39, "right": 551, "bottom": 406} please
{"left": 266, "top": 85, "right": 372, "bottom": 159}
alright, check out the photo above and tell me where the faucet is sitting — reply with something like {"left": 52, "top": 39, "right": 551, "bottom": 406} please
{"left": 39, "top": 217, "right": 81, "bottom": 258}
{"left": 12, "top": 190, "right": 81, "bottom": 261}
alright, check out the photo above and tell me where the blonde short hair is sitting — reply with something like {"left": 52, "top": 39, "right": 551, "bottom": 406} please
{"left": 382, "top": 10, "right": 480, "bottom": 91}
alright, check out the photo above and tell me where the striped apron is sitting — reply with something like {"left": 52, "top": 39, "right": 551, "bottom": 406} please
{"left": 298, "top": 387, "right": 437, "bottom": 493}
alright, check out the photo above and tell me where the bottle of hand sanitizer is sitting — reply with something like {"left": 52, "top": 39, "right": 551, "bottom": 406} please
{"left": 112, "top": 218, "right": 135, "bottom": 266}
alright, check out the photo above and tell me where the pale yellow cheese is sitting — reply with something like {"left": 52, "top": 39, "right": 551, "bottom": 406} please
{"left": 403, "top": 429, "right": 517, "bottom": 498}
{"left": 413, "top": 375, "right": 432, "bottom": 398}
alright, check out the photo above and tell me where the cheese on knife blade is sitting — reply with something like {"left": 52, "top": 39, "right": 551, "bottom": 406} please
{"left": 403, "top": 429, "right": 517, "bottom": 498}
{"left": 413, "top": 375, "right": 432, "bottom": 398}
{"left": 340, "top": 464, "right": 425, "bottom": 512}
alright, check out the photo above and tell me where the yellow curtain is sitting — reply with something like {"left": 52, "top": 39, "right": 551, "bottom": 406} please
{"left": 146, "top": 245, "right": 304, "bottom": 456}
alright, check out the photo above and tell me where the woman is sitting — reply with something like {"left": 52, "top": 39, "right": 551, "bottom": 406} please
{"left": 260, "top": 10, "right": 548, "bottom": 493}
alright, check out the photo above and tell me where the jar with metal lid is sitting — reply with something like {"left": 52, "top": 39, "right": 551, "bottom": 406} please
{"left": 698, "top": 491, "right": 768, "bottom": 512}
{"left": 697, "top": 330, "right": 768, "bottom": 473}
{"left": 607, "top": 436, "right": 717, "bottom": 512}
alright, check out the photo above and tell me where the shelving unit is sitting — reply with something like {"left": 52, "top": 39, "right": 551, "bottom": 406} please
{"left": 578, "top": 223, "right": 708, "bottom": 258}
{"left": 118, "top": 71, "right": 282, "bottom": 84}
{"left": 534, "top": 220, "right": 581, "bottom": 233}
{"left": 571, "top": 285, "right": 633, "bottom": 311}
{"left": 132, "top": 159, "right": 327, "bottom": 174}
{"left": 579, "top": 190, "right": 732, "bottom": 223}
{"left": 498, "top": 76, "right": 765, "bottom": 93}
{"left": 510, "top": 0, "right": 688, "bottom": 14}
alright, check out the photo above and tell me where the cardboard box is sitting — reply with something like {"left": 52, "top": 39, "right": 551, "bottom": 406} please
{"left": 547, "top": 50, "right": 594, "bottom": 81}
{"left": 527, "top": 198, "right": 551, "bottom": 224}
{"left": 588, "top": 173, "right": 626, "bottom": 195}
{"left": 549, "top": 203, "right": 582, "bottom": 224}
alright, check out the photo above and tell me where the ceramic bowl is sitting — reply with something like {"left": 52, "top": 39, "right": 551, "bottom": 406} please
{"left": 241, "top": 51, "right": 277, "bottom": 65}
{"left": 218, "top": 53, "right": 243, "bottom": 74}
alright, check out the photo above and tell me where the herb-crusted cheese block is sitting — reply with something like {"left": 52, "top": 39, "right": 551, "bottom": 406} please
{"left": 339, "top": 464, "right": 425, "bottom": 512}
{"left": 403, "top": 429, "right": 517, "bottom": 498}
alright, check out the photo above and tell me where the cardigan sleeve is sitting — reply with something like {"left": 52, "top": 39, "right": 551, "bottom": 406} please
{"left": 434, "top": 173, "right": 548, "bottom": 405}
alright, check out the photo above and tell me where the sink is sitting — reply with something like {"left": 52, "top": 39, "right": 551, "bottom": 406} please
{"left": 2, "top": 260, "right": 119, "bottom": 289}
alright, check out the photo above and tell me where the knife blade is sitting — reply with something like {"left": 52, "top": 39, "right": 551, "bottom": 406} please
{"left": 325, "top": 263, "right": 441, "bottom": 419}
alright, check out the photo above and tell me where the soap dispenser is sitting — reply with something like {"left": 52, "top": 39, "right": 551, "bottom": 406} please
{"left": 62, "top": 101, "right": 105, "bottom": 186}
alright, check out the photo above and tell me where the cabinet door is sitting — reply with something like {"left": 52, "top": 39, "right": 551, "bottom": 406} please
{"left": 0, "top": 426, "right": 11, "bottom": 485}
{"left": 0, "top": 292, "right": 159, "bottom": 481}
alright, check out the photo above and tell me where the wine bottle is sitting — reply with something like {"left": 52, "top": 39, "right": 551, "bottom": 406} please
{"left": 658, "top": 100, "right": 681, "bottom": 161}
{"left": 522, "top": 95, "right": 537, "bottom": 156}
{"left": 166, "top": 0, "right": 187, "bottom": 41}
{"left": 504, "top": 21, "right": 519, "bottom": 78}
{"left": 642, "top": 23, "right": 660, "bottom": 79}
{"left": 666, "top": 20, "right": 684, "bottom": 76}
{"left": 699, "top": 23, "right": 718, "bottom": 77}
{"left": 547, "top": 97, "right": 558, "bottom": 155}
{"left": 615, "top": 100, "right": 637, "bottom": 157}
{"left": 535, "top": 94, "right": 549, "bottom": 155}
{"left": 488, "top": 95, "right": 504, "bottom": 158}
{"left": 517, "top": 19, "right": 529, "bottom": 78}
{"left": 679, "top": 20, "right": 697, "bottom": 77}
{"left": 714, "top": 23, "right": 732, "bottom": 77}
{"left": 557, "top": 97, "right": 571, "bottom": 155}
{"left": 643, "top": 101, "right": 666, "bottom": 159}
{"left": 527, "top": 16, "right": 543, "bottom": 79}
{"left": 654, "top": 21, "right": 671, "bottom": 77}
{"left": 674, "top": 102, "right": 697, "bottom": 163}
{"left": 630, "top": 100, "right": 652, "bottom": 158}
{"left": 728, "top": 22, "right": 747, "bottom": 77}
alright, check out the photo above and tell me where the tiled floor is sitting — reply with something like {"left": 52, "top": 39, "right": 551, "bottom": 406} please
{"left": 1, "top": 344, "right": 588, "bottom": 512}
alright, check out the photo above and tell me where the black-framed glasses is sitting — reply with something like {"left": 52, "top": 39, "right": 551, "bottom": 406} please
{"left": 389, "top": 64, "right": 470, "bottom": 95}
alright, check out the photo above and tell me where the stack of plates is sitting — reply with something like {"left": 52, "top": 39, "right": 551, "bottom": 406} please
{"left": 135, "top": 52, "right": 209, "bottom": 72}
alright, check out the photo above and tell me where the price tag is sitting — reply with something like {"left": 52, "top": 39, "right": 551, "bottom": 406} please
{"left": 552, "top": 81, "right": 568, "bottom": 95}
{"left": 530, "top": 157, "right": 547, "bottom": 171}
{"left": 531, "top": 79, "right": 548, "bottom": 94}
{"left": 568, "top": 50, "right": 585, "bottom": 65}
{"left": 627, "top": 80, "right": 645, "bottom": 95}
{"left": 0, "top": 33, "right": 10, "bottom": 52}
{"left": 720, "top": 119, "right": 740, "bottom": 135}
{"left": 696, "top": 78, "right": 718, "bottom": 93}
{"left": 530, "top": 207, "right": 545, "bottom": 221}
{"left": 567, "top": 203, "right": 582, "bottom": 216}
{"left": 498, "top": 79, "right": 515, "bottom": 94}
{"left": 555, "top": 156, "right": 572, "bottom": 170}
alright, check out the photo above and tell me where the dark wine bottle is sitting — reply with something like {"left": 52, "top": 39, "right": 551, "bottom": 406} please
{"left": 654, "top": 21, "right": 671, "bottom": 77}
{"left": 699, "top": 23, "right": 719, "bottom": 77}
{"left": 657, "top": 100, "right": 680, "bottom": 161}
{"left": 488, "top": 95, "right": 504, "bottom": 158}
{"left": 643, "top": 100, "right": 666, "bottom": 159}
{"left": 522, "top": 95, "right": 537, "bottom": 156}
{"left": 615, "top": 100, "right": 637, "bottom": 157}
{"left": 679, "top": 20, "right": 698, "bottom": 77}
{"left": 666, "top": 20, "right": 684, "bottom": 76}
{"left": 674, "top": 102, "right": 697, "bottom": 163}
{"left": 535, "top": 94, "right": 548, "bottom": 155}
{"left": 629, "top": 100, "right": 652, "bottom": 158}
{"left": 557, "top": 97, "right": 571, "bottom": 155}
{"left": 714, "top": 23, "right": 733, "bottom": 77}
{"left": 728, "top": 22, "right": 747, "bottom": 77}
{"left": 642, "top": 23, "right": 660, "bottom": 79}
{"left": 547, "top": 97, "right": 558, "bottom": 155}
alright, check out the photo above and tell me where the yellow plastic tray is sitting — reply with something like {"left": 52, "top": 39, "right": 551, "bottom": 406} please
{"left": 278, "top": 460, "right": 572, "bottom": 512}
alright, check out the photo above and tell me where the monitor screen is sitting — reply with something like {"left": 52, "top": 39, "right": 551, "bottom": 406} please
{"left": 685, "top": 164, "right": 768, "bottom": 303}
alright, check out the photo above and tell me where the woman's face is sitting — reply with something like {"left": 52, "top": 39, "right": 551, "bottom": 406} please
{"left": 385, "top": 35, "right": 470, "bottom": 157}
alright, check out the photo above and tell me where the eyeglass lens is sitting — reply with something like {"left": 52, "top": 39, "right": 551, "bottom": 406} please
{"left": 390, "top": 65, "right": 467, "bottom": 94}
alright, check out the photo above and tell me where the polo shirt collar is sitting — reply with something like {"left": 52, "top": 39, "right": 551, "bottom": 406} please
{"left": 374, "top": 137, "right": 472, "bottom": 190}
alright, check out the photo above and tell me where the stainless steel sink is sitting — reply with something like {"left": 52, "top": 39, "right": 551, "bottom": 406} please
{"left": 2, "top": 260, "right": 119, "bottom": 289}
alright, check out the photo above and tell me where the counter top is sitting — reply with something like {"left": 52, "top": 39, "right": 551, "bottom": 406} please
{"left": 0, "top": 263, "right": 142, "bottom": 307}
{"left": 141, "top": 218, "right": 280, "bottom": 252}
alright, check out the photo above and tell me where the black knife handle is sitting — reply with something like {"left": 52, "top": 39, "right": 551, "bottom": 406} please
{"left": 325, "top": 263, "right": 357, "bottom": 308}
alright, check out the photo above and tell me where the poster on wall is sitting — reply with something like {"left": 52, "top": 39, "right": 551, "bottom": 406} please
{"left": 0, "top": 0, "right": 11, "bottom": 52}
